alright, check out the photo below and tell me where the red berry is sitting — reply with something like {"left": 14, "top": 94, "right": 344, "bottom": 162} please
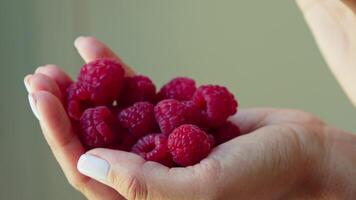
{"left": 193, "top": 85, "right": 238, "bottom": 127}
{"left": 182, "top": 100, "right": 204, "bottom": 126}
{"left": 79, "top": 106, "right": 119, "bottom": 149}
{"left": 114, "top": 129, "right": 138, "bottom": 151}
{"left": 131, "top": 134, "right": 173, "bottom": 166}
{"left": 208, "top": 134, "right": 216, "bottom": 148}
{"left": 154, "top": 99, "right": 187, "bottom": 135}
{"left": 119, "top": 75, "right": 156, "bottom": 107}
{"left": 78, "top": 59, "right": 125, "bottom": 105}
{"left": 211, "top": 122, "right": 241, "bottom": 145}
{"left": 158, "top": 77, "right": 196, "bottom": 101}
{"left": 66, "top": 83, "right": 92, "bottom": 120}
{"left": 168, "top": 124, "right": 212, "bottom": 166}
{"left": 118, "top": 102, "right": 156, "bottom": 138}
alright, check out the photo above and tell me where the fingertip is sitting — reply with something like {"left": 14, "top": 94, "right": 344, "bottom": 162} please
{"left": 34, "top": 64, "right": 73, "bottom": 92}
{"left": 28, "top": 73, "right": 63, "bottom": 101}
{"left": 74, "top": 36, "right": 97, "bottom": 50}
{"left": 34, "top": 66, "right": 45, "bottom": 74}
{"left": 24, "top": 74, "right": 33, "bottom": 93}
{"left": 77, "top": 154, "right": 110, "bottom": 181}
{"left": 35, "top": 64, "right": 59, "bottom": 74}
{"left": 73, "top": 36, "right": 136, "bottom": 76}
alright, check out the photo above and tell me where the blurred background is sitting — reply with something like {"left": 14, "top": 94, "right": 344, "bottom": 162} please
{"left": 0, "top": 0, "right": 355, "bottom": 199}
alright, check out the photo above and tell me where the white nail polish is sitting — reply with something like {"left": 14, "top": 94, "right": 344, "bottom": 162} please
{"left": 28, "top": 94, "right": 39, "bottom": 120}
{"left": 77, "top": 154, "right": 109, "bottom": 181}
{"left": 24, "top": 77, "right": 32, "bottom": 93}
{"left": 74, "top": 36, "right": 87, "bottom": 48}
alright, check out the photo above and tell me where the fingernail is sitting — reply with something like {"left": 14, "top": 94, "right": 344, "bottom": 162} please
{"left": 77, "top": 154, "right": 109, "bottom": 181}
{"left": 24, "top": 75, "right": 32, "bottom": 93}
{"left": 28, "top": 93, "right": 39, "bottom": 120}
{"left": 74, "top": 36, "right": 88, "bottom": 48}
{"left": 34, "top": 66, "right": 45, "bottom": 74}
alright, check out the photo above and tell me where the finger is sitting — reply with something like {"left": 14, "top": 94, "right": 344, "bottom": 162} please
{"left": 25, "top": 73, "right": 63, "bottom": 102}
{"left": 33, "top": 91, "right": 86, "bottom": 185}
{"left": 35, "top": 64, "right": 73, "bottom": 94}
{"left": 229, "top": 108, "right": 278, "bottom": 134}
{"left": 33, "top": 91, "right": 122, "bottom": 200}
{"left": 74, "top": 36, "right": 135, "bottom": 76}
{"left": 78, "top": 149, "right": 208, "bottom": 200}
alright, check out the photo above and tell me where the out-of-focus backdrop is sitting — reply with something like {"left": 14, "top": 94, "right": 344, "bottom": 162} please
{"left": 0, "top": 0, "right": 355, "bottom": 199}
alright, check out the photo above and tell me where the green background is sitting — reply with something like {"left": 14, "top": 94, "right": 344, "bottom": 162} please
{"left": 0, "top": 0, "right": 355, "bottom": 199}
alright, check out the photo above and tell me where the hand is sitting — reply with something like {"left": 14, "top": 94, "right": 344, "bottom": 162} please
{"left": 24, "top": 37, "right": 130, "bottom": 200}
{"left": 297, "top": 0, "right": 356, "bottom": 106}
{"left": 25, "top": 37, "right": 356, "bottom": 200}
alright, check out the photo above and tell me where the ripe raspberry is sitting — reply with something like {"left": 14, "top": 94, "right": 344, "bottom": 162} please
{"left": 154, "top": 99, "right": 187, "bottom": 135}
{"left": 208, "top": 134, "right": 216, "bottom": 148}
{"left": 79, "top": 106, "right": 119, "bottom": 149}
{"left": 118, "top": 102, "right": 156, "bottom": 138}
{"left": 78, "top": 59, "right": 125, "bottom": 105}
{"left": 66, "top": 83, "right": 92, "bottom": 120}
{"left": 168, "top": 124, "right": 212, "bottom": 166}
{"left": 119, "top": 75, "right": 156, "bottom": 107}
{"left": 114, "top": 129, "right": 137, "bottom": 151}
{"left": 182, "top": 100, "right": 203, "bottom": 126}
{"left": 131, "top": 134, "right": 173, "bottom": 166}
{"left": 211, "top": 122, "right": 241, "bottom": 145}
{"left": 193, "top": 85, "right": 238, "bottom": 127}
{"left": 158, "top": 77, "right": 196, "bottom": 101}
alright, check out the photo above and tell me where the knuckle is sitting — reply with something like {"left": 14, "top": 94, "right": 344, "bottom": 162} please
{"left": 68, "top": 178, "right": 86, "bottom": 192}
{"left": 125, "top": 174, "right": 147, "bottom": 200}
{"left": 109, "top": 167, "right": 148, "bottom": 200}
{"left": 283, "top": 109, "right": 325, "bottom": 126}
{"left": 193, "top": 159, "right": 222, "bottom": 199}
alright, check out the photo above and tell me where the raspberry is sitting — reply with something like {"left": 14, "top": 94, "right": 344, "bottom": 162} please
{"left": 211, "top": 122, "right": 241, "bottom": 145}
{"left": 114, "top": 129, "right": 137, "bottom": 151}
{"left": 66, "top": 83, "right": 92, "bottom": 120}
{"left": 158, "top": 77, "right": 196, "bottom": 101}
{"left": 118, "top": 102, "right": 156, "bottom": 138}
{"left": 182, "top": 101, "right": 203, "bottom": 126}
{"left": 154, "top": 99, "right": 187, "bottom": 135}
{"left": 193, "top": 85, "right": 238, "bottom": 127}
{"left": 208, "top": 134, "right": 216, "bottom": 148}
{"left": 168, "top": 124, "right": 212, "bottom": 166}
{"left": 131, "top": 134, "right": 173, "bottom": 166}
{"left": 79, "top": 106, "right": 119, "bottom": 149}
{"left": 119, "top": 75, "right": 156, "bottom": 107}
{"left": 78, "top": 59, "right": 125, "bottom": 105}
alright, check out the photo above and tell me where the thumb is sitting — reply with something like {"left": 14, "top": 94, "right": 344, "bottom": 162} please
{"left": 77, "top": 149, "right": 149, "bottom": 199}
{"left": 77, "top": 149, "right": 205, "bottom": 200}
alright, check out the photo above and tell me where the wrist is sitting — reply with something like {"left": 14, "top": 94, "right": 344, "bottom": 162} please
{"left": 314, "top": 126, "right": 356, "bottom": 198}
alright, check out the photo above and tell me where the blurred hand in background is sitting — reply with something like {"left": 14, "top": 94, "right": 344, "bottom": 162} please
{"left": 297, "top": 0, "right": 356, "bottom": 106}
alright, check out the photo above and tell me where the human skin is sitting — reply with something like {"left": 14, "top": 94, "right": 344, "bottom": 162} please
{"left": 24, "top": 36, "right": 356, "bottom": 200}
{"left": 297, "top": 0, "right": 356, "bottom": 106}
{"left": 24, "top": 1, "right": 356, "bottom": 199}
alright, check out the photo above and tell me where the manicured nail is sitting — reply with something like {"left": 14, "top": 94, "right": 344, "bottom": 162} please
{"left": 28, "top": 93, "right": 39, "bottom": 120}
{"left": 77, "top": 154, "right": 109, "bottom": 181}
{"left": 74, "top": 36, "right": 88, "bottom": 48}
{"left": 24, "top": 75, "right": 32, "bottom": 93}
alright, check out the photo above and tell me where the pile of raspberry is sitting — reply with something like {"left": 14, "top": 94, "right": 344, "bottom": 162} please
{"left": 66, "top": 59, "right": 240, "bottom": 167}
